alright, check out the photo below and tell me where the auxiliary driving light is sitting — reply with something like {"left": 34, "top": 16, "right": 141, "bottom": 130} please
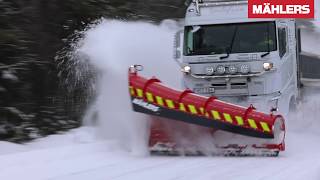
{"left": 181, "top": 65, "right": 191, "bottom": 74}
{"left": 240, "top": 64, "right": 250, "bottom": 74}
{"left": 263, "top": 62, "right": 274, "bottom": 71}
{"left": 216, "top": 65, "right": 226, "bottom": 75}
{"left": 228, "top": 65, "right": 237, "bottom": 74}
{"left": 206, "top": 67, "right": 215, "bottom": 75}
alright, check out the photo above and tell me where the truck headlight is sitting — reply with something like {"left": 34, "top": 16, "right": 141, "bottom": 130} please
{"left": 240, "top": 64, "right": 250, "bottom": 74}
{"left": 228, "top": 65, "right": 237, "bottom": 74}
{"left": 181, "top": 65, "right": 191, "bottom": 74}
{"left": 206, "top": 67, "right": 214, "bottom": 75}
{"left": 215, "top": 65, "right": 226, "bottom": 75}
{"left": 263, "top": 62, "right": 274, "bottom": 71}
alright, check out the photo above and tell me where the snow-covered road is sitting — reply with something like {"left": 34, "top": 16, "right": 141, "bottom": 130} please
{"left": 0, "top": 126, "right": 320, "bottom": 180}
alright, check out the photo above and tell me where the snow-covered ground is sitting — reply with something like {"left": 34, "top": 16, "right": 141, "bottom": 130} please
{"left": 0, "top": 122, "right": 320, "bottom": 180}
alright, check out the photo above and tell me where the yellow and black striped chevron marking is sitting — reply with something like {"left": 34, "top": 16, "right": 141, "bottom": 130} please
{"left": 129, "top": 86, "right": 272, "bottom": 136}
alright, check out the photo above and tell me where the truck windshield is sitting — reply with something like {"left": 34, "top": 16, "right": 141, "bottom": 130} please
{"left": 184, "top": 22, "right": 277, "bottom": 56}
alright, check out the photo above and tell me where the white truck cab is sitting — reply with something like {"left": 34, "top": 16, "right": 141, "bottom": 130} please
{"left": 174, "top": 0, "right": 301, "bottom": 114}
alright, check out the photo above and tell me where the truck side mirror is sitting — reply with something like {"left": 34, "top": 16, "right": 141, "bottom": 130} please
{"left": 173, "top": 30, "right": 184, "bottom": 65}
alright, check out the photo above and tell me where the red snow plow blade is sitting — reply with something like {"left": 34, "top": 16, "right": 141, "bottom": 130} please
{"left": 128, "top": 65, "right": 285, "bottom": 156}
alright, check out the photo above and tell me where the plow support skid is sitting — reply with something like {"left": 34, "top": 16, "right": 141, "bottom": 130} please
{"left": 128, "top": 65, "right": 285, "bottom": 150}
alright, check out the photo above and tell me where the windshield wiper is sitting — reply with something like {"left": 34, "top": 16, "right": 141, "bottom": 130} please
{"left": 220, "top": 26, "right": 238, "bottom": 60}
{"left": 219, "top": 51, "right": 230, "bottom": 59}
{"left": 261, "top": 51, "right": 270, "bottom": 58}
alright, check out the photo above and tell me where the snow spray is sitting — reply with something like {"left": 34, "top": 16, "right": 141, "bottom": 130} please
{"left": 74, "top": 19, "right": 181, "bottom": 155}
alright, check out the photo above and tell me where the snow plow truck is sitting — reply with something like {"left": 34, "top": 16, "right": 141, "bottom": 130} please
{"left": 128, "top": 0, "right": 320, "bottom": 156}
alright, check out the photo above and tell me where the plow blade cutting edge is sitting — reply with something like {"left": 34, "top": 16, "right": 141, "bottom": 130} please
{"left": 128, "top": 65, "right": 285, "bottom": 154}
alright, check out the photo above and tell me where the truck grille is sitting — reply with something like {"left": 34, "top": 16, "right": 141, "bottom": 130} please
{"left": 231, "top": 82, "right": 247, "bottom": 89}
{"left": 211, "top": 83, "right": 227, "bottom": 89}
